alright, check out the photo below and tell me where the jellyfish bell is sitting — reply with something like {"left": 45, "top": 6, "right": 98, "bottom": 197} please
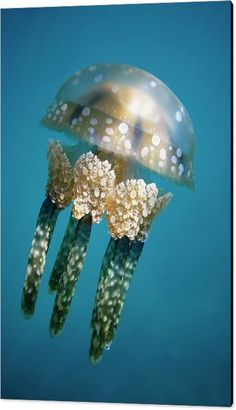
{"left": 42, "top": 63, "right": 195, "bottom": 189}
{"left": 22, "top": 63, "right": 195, "bottom": 363}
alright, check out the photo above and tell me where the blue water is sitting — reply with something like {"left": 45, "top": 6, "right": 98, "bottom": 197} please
{"left": 1, "top": 2, "right": 231, "bottom": 406}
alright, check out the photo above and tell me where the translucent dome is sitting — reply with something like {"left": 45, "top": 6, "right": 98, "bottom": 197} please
{"left": 42, "top": 63, "right": 195, "bottom": 188}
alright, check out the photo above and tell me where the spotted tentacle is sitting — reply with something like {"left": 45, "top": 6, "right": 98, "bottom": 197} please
{"left": 50, "top": 214, "right": 92, "bottom": 336}
{"left": 105, "top": 240, "right": 144, "bottom": 345}
{"left": 89, "top": 236, "right": 130, "bottom": 363}
{"left": 89, "top": 180, "right": 173, "bottom": 363}
{"left": 21, "top": 197, "right": 59, "bottom": 317}
{"left": 48, "top": 213, "right": 78, "bottom": 292}
{"left": 21, "top": 141, "right": 74, "bottom": 317}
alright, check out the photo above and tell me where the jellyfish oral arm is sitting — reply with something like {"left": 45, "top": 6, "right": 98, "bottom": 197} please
{"left": 49, "top": 213, "right": 92, "bottom": 336}
{"left": 21, "top": 141, "right": 74, "bottom": 317}
{"left": 89, "top": 179, "right": 172, "bottom": 363}
{"left": 48, "top": 212, "right": 78, "bottom": 293}
{"left": 21, "top": 197, "right": 59, "bottom": 317}
{"left": 48, "top": 151, "right": 116, "bottom": 334}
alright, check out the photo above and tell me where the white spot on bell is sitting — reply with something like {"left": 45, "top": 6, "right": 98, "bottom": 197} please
{"left": 106, "top": 127, "right": 113, "bottom": 136}
{"left": 150, "top": 80, "right": 157, "bottom": 88}
{"left": 152, "top": 134, "right": 160, "bottom": 146}
{"left": 102, "top": 135, "right": 110, "bottom": 143}
{"left": 176, "top": 111, "right": 182, "bottom": 122}
{"left": 94, "top": 73, "right": 103, "bottom": 83}
{"left": 125, "top": 139, "right": 131, "bottom": 150}
{"left": 160, "top": 148, "right": 166, "bottom": 160}
{"left": 119, "top": 122, "right": 128, "bottom": 134}
{"left": 141, "top": 146, "right": 149, "bottom": 158}
{"left": 112, "top": 84, "right": 119, "bottom": 93}
{"left": 89, "top": 65, "right": 97, "bottom": 71}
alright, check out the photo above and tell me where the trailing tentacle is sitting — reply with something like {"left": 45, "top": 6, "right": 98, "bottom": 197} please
{"left": 21, "top": 141, "right": 74, "bottom": 317}
{"left": 48, "top": 213, "right": 78, "bottom": 292}
{"left": 50, "top": 214, "right": 92, "bottom": 336}
{"left": 49, "top": 151, "right": 116, "bottom": 335}
{"left": 21, "top": 197, "right": 59, "bottom": 317}
{"left": 89, "top": 179, "right": 172, "bottom": 363}
{"left": 90, "top": 236, "right": 130, "bottom": 364}
{"left": 105, "top": 240, "right": 144, "bottom": 345}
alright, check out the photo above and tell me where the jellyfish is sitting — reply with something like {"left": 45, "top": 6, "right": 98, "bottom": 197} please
{"left": 21, "top": 63, "right": 195, "bottom": 363}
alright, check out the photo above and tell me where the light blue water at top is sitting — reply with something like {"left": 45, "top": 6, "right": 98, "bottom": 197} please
{"left": 1, "top": 2, "right": 231, "bottom": 406}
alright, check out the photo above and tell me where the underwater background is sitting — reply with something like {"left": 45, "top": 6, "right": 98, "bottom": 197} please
{"left": 1, "top": 1, "right": 231, "bottom": 406}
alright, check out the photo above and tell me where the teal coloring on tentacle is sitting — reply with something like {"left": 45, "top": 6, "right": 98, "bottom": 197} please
{"left": 21, "top": 197, "right": 59, "bottom": 317}
{"left": 48, "top": 212, "right": 78, "bottom": 292}
{"left": 21, "top": 141, "right": 74, "bottom": 317}
{"left": 89, "top": 236, "right": 130, "bottom": 364}
{"left": 90, "top": 237, "right": 116, "bottom": 333}
{"left": 105, "top": 240, "right": 144, "bottom": 345}
{"left": 50, "top": 213, "right": 92, "bottom": 336}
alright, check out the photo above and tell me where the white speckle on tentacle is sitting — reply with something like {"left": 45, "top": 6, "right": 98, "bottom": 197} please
{"left": 178, "top": 163, "right": 184, "bottom": 175}
{"left": 171, "top": 166, "right": 176, "bottom": 173}
{"left": 158, "top": 160, "right": 164, "bottom": 168}
{"left": 141, "top": 146, "right": 149, "bottom": 158}
{"left": 61, "top": 103, "right": 67, "bottom": 112}
{"left": 176, "top": 148, "right": 182, "bottom": 158}
{"left": 171, "top": 155, "right": 177, "bottom": 164}
{"left": 71, "top": 118, "right": 78, "bottom": 126}
{"left": 118, "top": 122, "right": 128, "bottom": 134}
{"left": 82, "top": 107, "right": 90, "bottom": 116}
{"left": 90, "top": 118, "right": 97, "bottom": 125}
{"left": 176, "top": 111, "right": 182, "bottom": 122}
{"left": 88, "top": 127, "right": 94, "bottom": 134}
{"left": 106, "top": 118, "right": 113, "bottom": 124}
